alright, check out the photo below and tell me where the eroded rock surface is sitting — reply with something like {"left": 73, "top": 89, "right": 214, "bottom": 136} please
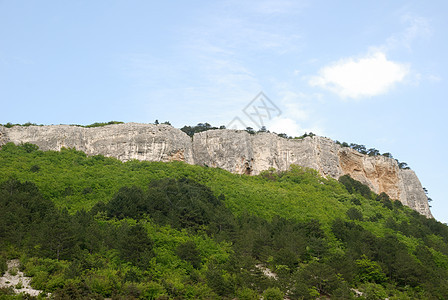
{"left": 2, "top": 123, "right": 194, "bottom": 163}
{"left": 0, "top": 124, "right": 432, "bottom": 217}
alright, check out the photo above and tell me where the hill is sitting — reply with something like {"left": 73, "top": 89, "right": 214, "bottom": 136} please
{"left": 0, "top": 142, "right": 447, "bottom": 299}
{"left": 0, "top": 123, "right": 432, "bottom": 217}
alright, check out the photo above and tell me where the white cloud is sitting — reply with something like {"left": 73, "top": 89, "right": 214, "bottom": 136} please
{"left": 308, "top": 51, "right": 410, "bottom": 99}
{"left": 267, "top": 116, "right": 321, "bottom": 137}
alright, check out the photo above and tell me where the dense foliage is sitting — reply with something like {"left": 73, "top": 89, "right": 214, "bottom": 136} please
{"left": 0, "top": 142, "right": 447, "bottom": 299}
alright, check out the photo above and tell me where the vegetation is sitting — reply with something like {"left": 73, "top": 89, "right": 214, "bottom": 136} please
{"left": 1, "top": 122, "right": 42, "bottom": 128}
{"left": 0, "top": 142, "right": 447, "bottom": 299}
{"left": 82, "top": 121, "right": 124, "bottom": 128}
{"left": 334, "top": 141, "right": 411, "bottom": 170}
{"left": 2, "top": 121, "right": 410, "bottom": 171}
{"left": 180, "top": 123, "right": 226, "bottom": 137}
{"left": 1, "top": 121, "right": 125, "bottom": 128}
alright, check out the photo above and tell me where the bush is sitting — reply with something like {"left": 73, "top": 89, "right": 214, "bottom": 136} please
{"left": 236, "top": 287, "right": 258, "bottom": 300}
{"left": 83, "top": 121, "right": 124, "bottom": 128}
{"left": 355, "top": 255, "right": 387, "bottom": 283}
{"left": 351, "top": 198, "right": 361, "bottom": 205}
{"left": 176, "top": 241, "right": 202, "bottom": 269}
{"left": 9, "top": 267, "right": 18, "bottom": 276}
{"left": 339, "top": 175, "right": 372, "bottom": 198}
{"left": 347, "top": 207, "right": 363, "bottom": 221}
{"left": 262, "top": 287, "right": 284, "bottom": 300}
{"left": 30, "top": 165, "right": 40, "bottom": 173}
{"left": 359, "top": 282, "right": 388, "bottom": 300}
{"left": 15, "top": 280, "right": 23, "bottom": 289}
{"left": 19, "top": 142, "right": 39, "bottom": 153}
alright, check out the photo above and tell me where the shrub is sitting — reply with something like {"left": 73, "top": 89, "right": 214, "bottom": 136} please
{"left": 347, "top": 207, "right": 363, "bottom": 221}
{"left": 30, "top": 165, "right": 40, "bottom": 173}
{"left": 339, "top": 175, "right": 372, "bottom": 198}
{"left": 176, "top": 241, "right": 202, "bottom": 269}
{"left": 15, "top": 280, "right": 23, "bottom": 289}
{"left": 262, "top": 287, "right": 284, "bottom": 300}
{"left": 355, "top": 255, "right": 387, "bottom": 283}
{"left": 9, "top": 267, "right": 18, "bottom": 276}
{"left": 351, "top": 198, "right": 361, "bottom": 205}
{"left": 236, "top": 287, "right": 258, "bottom": 300}
{"left": 19, "top": 142, "right": 39, "bottom": 153}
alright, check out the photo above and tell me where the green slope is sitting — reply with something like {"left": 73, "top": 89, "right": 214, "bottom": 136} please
{"left": 0, "top": 142, "right": 447, "bottom": 299}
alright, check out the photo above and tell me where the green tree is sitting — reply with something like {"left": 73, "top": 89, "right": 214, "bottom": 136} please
{"left": 299, "top": 261, "right": 341, "bottom": 295}
{"left": 176, "top": 241, "right": 202, "bottom": 269}
{"left": 118, "top": 223, "right": 154, "bottom": 268}
{"left": 262, "top": 287, "right": 283, "bottom": 300}
{"left": 39, "top": 210, "right": 78, "bottom": 260}
{"left": 355, "top": 255, "right": 387, "bottom": 283}
{"left": 346, "top": 207, "right": 363, "bottom": 221}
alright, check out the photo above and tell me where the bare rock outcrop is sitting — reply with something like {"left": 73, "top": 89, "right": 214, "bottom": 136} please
{"left": 0, "top": 124, "right": 432, "bottom": 218}
{"left": 192, "top": 129, "right": 432, "bottom": 218}
{"left": 0, "top": 126, "right": 8, "bottom": 147}
{"left": 2, "top": 123, "right": 193, "bottom": 163}
{"left": 399, "top": 169, "right": 433, "bottom": 217}
{"left": 193, "top": 130, "right": 341, "bottom": 177}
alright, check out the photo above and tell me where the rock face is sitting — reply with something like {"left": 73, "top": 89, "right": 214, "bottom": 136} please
{"left": 1, "top": 123, "right": 194, "bottom": 163}
{"left": 0, "top": 124, "right": 432, "bottom": 218}
{"left": 192, "top": 130, "right": 341, "bottom": 177}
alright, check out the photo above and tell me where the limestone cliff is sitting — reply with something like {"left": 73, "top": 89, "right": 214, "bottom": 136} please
{"left": 1, "top": 123, "right": 193, "bottom": 163}
{"left": 0, "top": 124, "right": 432, "bottom": 218}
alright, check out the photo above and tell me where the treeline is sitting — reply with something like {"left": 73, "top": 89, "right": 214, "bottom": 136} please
{"left": 0, "top": 121, "right": 124, "bottom": 128}
{"left": 1, "top": 122, "right": 43, "bottom": 128}
{"left": 180, "top": 123, "right": 225, "bottom": 137}
{"left": 335, "top": 141, "right": 411, "bottom": 170}
{"left": 179, "top": 122, "right": 316, "bottom": 140}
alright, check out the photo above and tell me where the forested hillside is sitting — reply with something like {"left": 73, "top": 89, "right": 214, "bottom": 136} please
{"left": 0, "top": 142, "right": 448, "bottom": 299}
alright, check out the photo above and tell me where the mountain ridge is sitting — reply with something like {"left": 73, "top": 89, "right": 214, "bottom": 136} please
{"left": 0, "top": 122, "right": 432, "bottom": 218}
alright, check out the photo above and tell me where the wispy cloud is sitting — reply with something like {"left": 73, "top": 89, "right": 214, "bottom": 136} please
{"left": 385, "top": 14, "right": 432, "bottom": 51}
{"left": 120, "top": 1, "right": 306, "bottom": 125}
{"left": 308, "top": 51, "right": 410, "bottom": 99}
{"left": 267, "top": 116, "right": 323, "bottom": 137}
{"left": 264, "top": 89, "right": 324, "bottom": 137}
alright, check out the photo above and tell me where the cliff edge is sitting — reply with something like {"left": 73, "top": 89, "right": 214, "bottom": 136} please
{"left": 0, "top": 124, "right": 432, "bottom": 218}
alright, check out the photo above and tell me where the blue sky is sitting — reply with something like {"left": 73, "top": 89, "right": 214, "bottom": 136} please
{"left": 1, "top": 1, "right": 447, "bottom": 223}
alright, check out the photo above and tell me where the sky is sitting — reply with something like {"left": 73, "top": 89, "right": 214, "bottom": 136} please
{"left": 1, "top": 1, "right": 447, "bottom": 223}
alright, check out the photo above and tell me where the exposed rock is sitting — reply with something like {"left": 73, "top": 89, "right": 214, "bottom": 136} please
{"left": 193, "top": 130, "right": 432, "bottom": 218}
{"left": 2, "top": 123, "right": 194, "bottom": 163}
{"left": 0, "top": 126, "right": 8, "bottom": 147}
{"left": 0, "top": 259, "right": 45, "bottom": 297}
{"left": 193, "top": 130, "right": 341, "bottom": 177}
{"left": 399, "top": 169, "right": 433, "bottom": 217}
{"left": 0, "top": 124, "right": 432, "bottom": 218}
{"left": 193, "top": 130, "right": 254, "bottom": 174}
{"left": 338, "top": 148, "right": 401, "bottom": 200}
